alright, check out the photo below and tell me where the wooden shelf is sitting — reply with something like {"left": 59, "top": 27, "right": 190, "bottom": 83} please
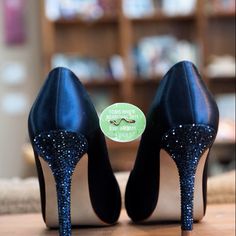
{"left": 83, "top": 79, "right": 120, "bottom": 88}
{"left": 133, "top": 76, "right": 235, "bottom": 91}
{"left": 208, "top": 76, "right": 235, "bottom": 94}
{"left": 54, "top": 15, "right": 118, "bottom": 26}
{"left": 129, "top": 13, "right": 196, "bottom": 23}
{"left": 133, "top": 77, "right": 162, "bottom": 85}
{"left": 207, "top": 11, "right": 236, "bottom": 19}
{"left": 208, "top": 75, "right": 235, "bottom": 81}
{"left": 41, "top": 0, "right": 235, "bottom": 98}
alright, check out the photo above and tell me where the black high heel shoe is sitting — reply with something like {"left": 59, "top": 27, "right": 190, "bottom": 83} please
{"left": 125, "top": 61, "right": 219, "bottom": 236}
{"left": 28, "top": 67, "right": 121, "bottom": 236}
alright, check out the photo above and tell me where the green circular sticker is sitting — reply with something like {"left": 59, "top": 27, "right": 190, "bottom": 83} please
{"left": 99, "top": 103, "right": 146, "bottom": 142}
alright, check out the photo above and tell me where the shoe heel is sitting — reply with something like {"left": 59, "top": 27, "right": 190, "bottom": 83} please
{"left": 33, "top": 130, "right": 88, "bottom": 236}
{"left": 161, "top": 124, "right": 216, "bottom": 236}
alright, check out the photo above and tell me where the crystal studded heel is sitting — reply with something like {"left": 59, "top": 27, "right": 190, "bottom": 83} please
{"left": 33, "top": 131, "right": 88, "bottom": 235}
{"left": 125, "top": 61, "right": 219, "bottom": 236}
{"left": 161, "top": 124, "right": 216, "bottom": 235}
{"left": 28, "top": 67, "right": 121, "bottom": 236}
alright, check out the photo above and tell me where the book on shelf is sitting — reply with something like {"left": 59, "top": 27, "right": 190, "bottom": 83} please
{"left": 45, "top": 0, "right": 117, "bottom": 21}
{"left": 132, "top": 35, "right": 198, "bottom": 78}
{"left": 161, "top": 0, "right": 196, "bottom": 16}
{"left": 51, "top": 54, "right": 125, "bottom": 82}
{"left": 122, "top": 0, "right": 155, "bottom": 18}
{"left": 206, "top": 55, "right": 236, "bottom": 78}
{"left": 122, "top": 0, "right": 196, "bottom": 18}
{"left": 206, "top": 0, "right": 236, "bottom": 14}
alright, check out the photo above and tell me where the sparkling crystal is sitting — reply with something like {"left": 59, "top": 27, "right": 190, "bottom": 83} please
{"left": 33, "top": 130, "right": 88, "bottom": 236}
{"left": 161, "top": 124, "right": 216, "bottom": 231}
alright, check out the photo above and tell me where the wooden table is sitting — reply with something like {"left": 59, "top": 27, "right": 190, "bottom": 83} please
{"left": 0, "top": 204, "right": 234, "bottom": 236}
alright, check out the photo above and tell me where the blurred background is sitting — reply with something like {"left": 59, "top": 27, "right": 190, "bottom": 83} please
{"left": 0, "top": 0, "right": 235, "bottom": 179}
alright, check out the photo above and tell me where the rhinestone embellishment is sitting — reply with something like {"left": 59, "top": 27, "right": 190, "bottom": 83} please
{"left": 161, "top": 124, "right": 216, "bottom": 231}
{"left": 33, "top": 130, "right": 88, "bottom": 236}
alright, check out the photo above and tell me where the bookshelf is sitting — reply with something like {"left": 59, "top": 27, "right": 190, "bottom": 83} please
{"left": 40, "top": 0, "right": 235, "bottom": 171}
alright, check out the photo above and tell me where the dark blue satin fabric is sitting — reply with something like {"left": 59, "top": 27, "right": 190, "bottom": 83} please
{"left": 148, "top": 60, "right": 219, "bottom": 134}
{"left": 29, "top": 67, "right": 99, "bottom": 138}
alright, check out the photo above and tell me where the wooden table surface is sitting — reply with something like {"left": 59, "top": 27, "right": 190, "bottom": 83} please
{"left": 0, "top": 204, "right": 234, "bottom": 236}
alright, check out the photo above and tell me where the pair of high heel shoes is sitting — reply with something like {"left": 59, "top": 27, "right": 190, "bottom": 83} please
{"left": 28, "top": 61, "right": 219, "bottom": 236}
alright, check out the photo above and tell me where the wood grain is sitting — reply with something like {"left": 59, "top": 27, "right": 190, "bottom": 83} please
{"left": 0, "top": 204, "right": 234, "bottom": 236}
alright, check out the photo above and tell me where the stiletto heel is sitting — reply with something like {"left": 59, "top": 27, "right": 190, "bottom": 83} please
{"left": 161, "top": 124, "right": 216, "bottom": 235}
{"left": 33, "top": 131, "right": 88, "bottom": 235}
{"left": 125, "top": 61, "right": 219, "bottom": 236}
{"left": 29, "top": 67, "right": 121, "bottom": 236}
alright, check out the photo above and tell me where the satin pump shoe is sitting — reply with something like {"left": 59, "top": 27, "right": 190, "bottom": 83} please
{"left": 125, "top": 61, "right": 219, "bottom": 236}
{"left": 28, "top": 67, "right": 121, "bottom": 236}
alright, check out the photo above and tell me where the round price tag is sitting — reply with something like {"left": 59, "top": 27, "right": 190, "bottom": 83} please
{"left": 99, "top": 103, "right": 146, "bottom": 142}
